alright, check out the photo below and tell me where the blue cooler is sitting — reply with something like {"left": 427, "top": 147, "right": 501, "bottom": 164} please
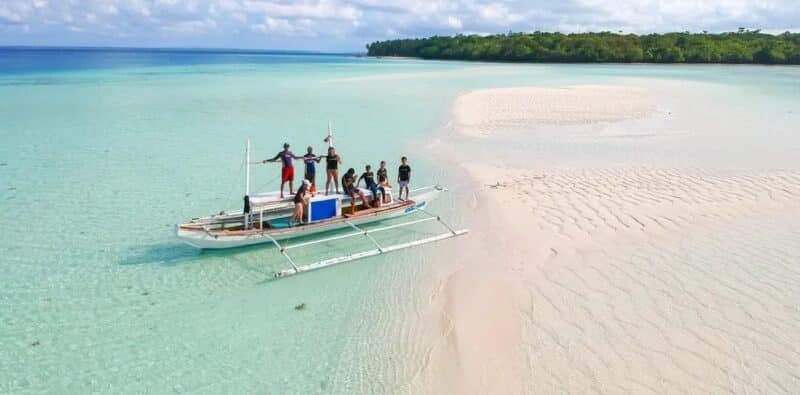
{"left": 308, "top": 195, "right": 341, "bottom": 223}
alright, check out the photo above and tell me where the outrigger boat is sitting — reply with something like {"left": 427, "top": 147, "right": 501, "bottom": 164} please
{"left": 175, "top": 132, "right": 468, "bottom": 278}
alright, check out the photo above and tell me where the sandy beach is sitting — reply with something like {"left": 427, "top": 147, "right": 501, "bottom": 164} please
{"left": 452, "top": 85, "right": 655, "bottom": 137}
{"left": 427, "top": 84, "right": 800, "bottom": 393}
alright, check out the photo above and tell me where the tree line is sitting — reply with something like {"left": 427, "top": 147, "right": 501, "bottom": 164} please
{"left": 366, "top": 30, "right": 800, "bottom": 64}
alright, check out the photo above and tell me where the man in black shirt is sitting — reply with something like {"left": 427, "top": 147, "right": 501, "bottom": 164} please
{"left": 343, "top": 168, "right": 372, "bottom": 213}
{"left": 397, "top": 156, "right": 411, "bottom": 200}
{"left": 358, "top": 164, "right": 386, "bottom": 206}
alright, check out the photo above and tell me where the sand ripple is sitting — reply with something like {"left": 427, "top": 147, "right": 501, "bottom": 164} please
{"left": 458, "top": 165, "right": 800, "bottom": 394}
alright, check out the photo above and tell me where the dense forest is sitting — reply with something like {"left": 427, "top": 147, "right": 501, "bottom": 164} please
{"left": 366, "top": 30, "right": 800, "bottom": 64}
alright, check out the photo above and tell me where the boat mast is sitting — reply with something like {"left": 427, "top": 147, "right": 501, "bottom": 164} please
{"left": 244, "top": 139, "right": 251, "bottom": 230}
{"left": 327, "top": 122, "right": 334, "bottom": 148}
{"left": 245, "top": 139, "right": 251, "bottom": 197}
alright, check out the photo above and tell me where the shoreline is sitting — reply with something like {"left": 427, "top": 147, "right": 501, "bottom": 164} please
{"left": 422, "top": 81, "right": 800, "bottom": 393}
{"left": 366, "top": 55, "right": 800, "bottom": 67}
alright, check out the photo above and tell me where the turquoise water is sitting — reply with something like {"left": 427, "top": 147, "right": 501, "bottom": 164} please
{"left": 1, "top": 50, "right": 799, "bottom": 393}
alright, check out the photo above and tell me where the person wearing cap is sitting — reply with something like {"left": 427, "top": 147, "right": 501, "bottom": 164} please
{"left": 293, "top": 179, "right": 313, "bottom": 224}
{"left": 264, "top": 143, "right": 301, "bottom": 198}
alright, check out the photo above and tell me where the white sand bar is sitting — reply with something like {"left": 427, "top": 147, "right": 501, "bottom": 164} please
{"left": 428, "top": 83, "right": 800, "bottom": 394}
{"left": 453, "top": 85, "right": 654, "bottom": 136}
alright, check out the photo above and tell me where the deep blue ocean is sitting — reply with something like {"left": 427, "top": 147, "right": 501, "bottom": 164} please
{"left": 0, "top": 46, "right": 364, "bottom": 74}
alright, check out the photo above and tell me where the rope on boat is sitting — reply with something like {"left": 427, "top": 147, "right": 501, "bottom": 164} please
{"left": 253, "top": 172, "right": 281, "bottom": 196}
{"left": 221, "top": 155, "right": 246, "bottom": 212}
{"left": 220, "top": 154, "right": 281, "bottom": 213}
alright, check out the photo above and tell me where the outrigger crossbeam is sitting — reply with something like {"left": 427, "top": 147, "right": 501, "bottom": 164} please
{"left": 272, "top": 210, "right": 468, "bottom": 278}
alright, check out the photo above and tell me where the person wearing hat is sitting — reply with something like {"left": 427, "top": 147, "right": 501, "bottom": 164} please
{"left": 264, "top": 143, "right": 301, "bottom": 198}
{"left": 293, "top": 179, "right": 313, "bottom": 224}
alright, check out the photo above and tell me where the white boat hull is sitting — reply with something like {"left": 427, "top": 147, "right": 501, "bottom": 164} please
{"left": 176, "top": 189, "right": 436, "bottom": 249}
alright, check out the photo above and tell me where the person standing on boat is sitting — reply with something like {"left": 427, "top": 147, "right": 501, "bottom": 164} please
{"left": 397, "top": 156, "right": 411, "bottom": 200}
{"left": 322, "top": 147, "right": 342, "bottom": 195}
{"left": 358, "top": 164, "right": 385, "bottom": 206}
{"left": 303, "top": 146, "right": 322, "bottom": 193}
{"left": 293, "top": 179, "right": 312, "bottom": 224}
{"left": 263, "top": 143, "right": 300, "bottom": 199}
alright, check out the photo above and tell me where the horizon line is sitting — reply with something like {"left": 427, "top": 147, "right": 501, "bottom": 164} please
{"left": 0, "top": 44, "right": 366, "bottom": 56}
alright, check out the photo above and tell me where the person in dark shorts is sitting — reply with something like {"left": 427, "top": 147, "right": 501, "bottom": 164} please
{"left": 302, "top": 146, "right": 322, "bottom": 192}
{"left": 377, "top": 161, "right": 391, "bottom": 189}
{"left": 358, "top": 164, "right": 386, "bottom": 206}
{"left": 341, "top": 167, "right": 354, "bottom": 194}
{"left": 264, "top": 143, "right": 300, "bottom": 198}
{"left": 293, "top": 179, "right": 312, "bottom": 224}
{"left": 343, "top": 168, "right": 372, "bottom": 213}
{"left": 397, "top": 156, "right": 411, "bottom": 200}
{"left": 321, "top": 147, "right": 342, "bottom": 195}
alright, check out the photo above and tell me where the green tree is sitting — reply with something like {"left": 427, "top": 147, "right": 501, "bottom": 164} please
{"left": 365, "top": 31, "right": 800, "bottom": 65}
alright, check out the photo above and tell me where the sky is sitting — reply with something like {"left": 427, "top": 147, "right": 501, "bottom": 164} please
{"left": 0, "top": 0, "right": 798, "bottom": 52}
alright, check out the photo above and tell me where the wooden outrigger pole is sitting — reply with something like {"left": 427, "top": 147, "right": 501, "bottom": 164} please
{"left": 272, "top": 205, "right": 468, "bottom": 278}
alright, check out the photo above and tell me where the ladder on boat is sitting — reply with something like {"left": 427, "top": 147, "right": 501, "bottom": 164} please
{"left": 267, "top": 209, "right": 468, "bottom": 278}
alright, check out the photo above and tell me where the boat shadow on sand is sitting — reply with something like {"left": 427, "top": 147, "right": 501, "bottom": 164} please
{"left": 117, "top": 242, "right": 264, "bottom": 267}
{"left": 118, "top": 216, "right": 461, "bottom": 281}
{"left": 116, "top": 229, "right": 356, "bottom": 268}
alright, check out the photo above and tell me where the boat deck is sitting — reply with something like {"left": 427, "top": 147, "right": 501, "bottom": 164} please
{"left": 179, "top": 199, "right": 416, "bottom": 236}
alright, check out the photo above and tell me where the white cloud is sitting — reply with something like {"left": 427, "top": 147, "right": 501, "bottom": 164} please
{"left": 162, "top": 18, "right": 217, "bottom": 34}
{"left": 446, "top": 15, "right": 462, "bottom": 29}
{"left": 476, "top": 4, "right": 523, "bottom": 25}
{"left": 0, "top": 2, "right": 33, "bottom": 23}
{"left": 251, "top": 16, "right": 292, "bottom": 33}
{"left": 0, "top": 9, "right": 23, "bottom": 24}
{"left": 242, "top": 0, "right": 361, "bottom": 21}
{"left": 251, "top": 16, "right": 318, "bottom": 36}
{"left": 0, "top": 0, "right": 798, "bottom": 49}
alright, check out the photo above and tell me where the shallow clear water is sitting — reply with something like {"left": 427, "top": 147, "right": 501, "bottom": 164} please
{"left": 1, "top": 49, "right": 799, "bottom": 393}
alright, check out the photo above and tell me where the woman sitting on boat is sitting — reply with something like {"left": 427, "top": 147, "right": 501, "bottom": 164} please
{"left": 293, "top": 179, "right": 313, "bottom": 224}
{"left": 343, "top": 168, "right": 373, "bottom": 213}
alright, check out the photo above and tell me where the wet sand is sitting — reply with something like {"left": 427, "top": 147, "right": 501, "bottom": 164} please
{"left": 426, "top": 84, "right": 800, "bottom": 393}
